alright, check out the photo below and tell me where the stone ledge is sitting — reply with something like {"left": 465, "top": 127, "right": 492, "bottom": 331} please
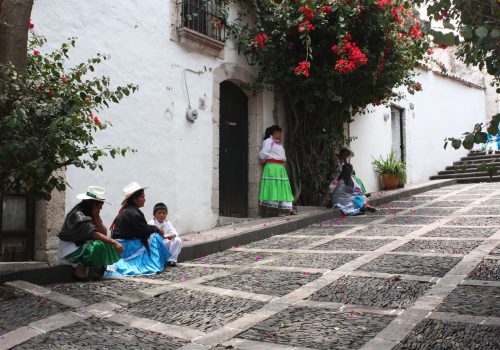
{"left": 176, "top": 27, "right": 225, "bottom": 58}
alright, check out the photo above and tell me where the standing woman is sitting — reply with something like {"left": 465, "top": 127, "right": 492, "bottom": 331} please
{"left": 58, "top": 186, "right": 123, "bottom": 280}
{"left": 106, "top": 182, "right": 171, "bottom": 277}
{"left": 258, "top": 125, "right": 296, "bottom": 216}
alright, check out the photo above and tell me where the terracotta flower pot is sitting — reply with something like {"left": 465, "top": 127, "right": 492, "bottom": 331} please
{"left": 381, "top": 174, "right": 399, "bottom": 190}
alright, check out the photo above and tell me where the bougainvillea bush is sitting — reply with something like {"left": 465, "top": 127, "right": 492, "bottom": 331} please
{"left": 226, "top": 0, "right": 430, "bottom": 204}
{"left": 0, "top": 34, "right": 137, "bottom": 199}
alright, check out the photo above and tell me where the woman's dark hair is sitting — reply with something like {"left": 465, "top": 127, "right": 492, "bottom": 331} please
{"left": 76, "top": 199, "right": 100, "bottom": 217}
{"left": 127, "top": 189, "right": 145, "bottom": 206}
{"left": 337, "top": 163, "right": 354, "bottom": 187}
{"left": 263, "top": 125, "right": 282, "bottom": 140}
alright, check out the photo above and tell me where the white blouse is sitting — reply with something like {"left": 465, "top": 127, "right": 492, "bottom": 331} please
{"left": 258, "top": 137, "right": 286, "bottom": 161}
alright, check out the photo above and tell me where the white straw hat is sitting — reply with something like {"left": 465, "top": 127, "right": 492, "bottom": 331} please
{"left": 76, "top": 186, "right": 107, "bottom": 202}
{"left": 121, "top": 181, "right": 148, "bottom": 205}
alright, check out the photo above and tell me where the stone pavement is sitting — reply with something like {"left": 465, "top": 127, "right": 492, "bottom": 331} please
{"left": 1, "top": 182, "right": 500, "bottom": 349}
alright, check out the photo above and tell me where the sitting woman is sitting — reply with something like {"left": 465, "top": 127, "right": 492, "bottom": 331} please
{"left": 106, "top": 182, "right": 171, "bottom": 277}
{"left": 58, "top": 186, "right": 123, "bottom": 280}
{"left": 331, "top": 164, "right": 377, "bottom": 216}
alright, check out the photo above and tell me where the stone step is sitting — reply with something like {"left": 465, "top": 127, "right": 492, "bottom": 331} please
{"left": 446, "top": 162, "right": 500, "bottom": 170}
{"left": 460, "top": 153, "right": 500, "bottom": 161}
{"left": 430, "top": 172, "right": 489, "bottom": 180}
{"left": 455, "top": 175, "right": 500, "bottom": 183}
{"left": 437, "top": 169, "right": 490, "bottom": 176}
{"left": 453, "top": 159, "right": 500, "bottom": 166}
{"left": 467, "top": 151, "right": 500, "bottom": 157}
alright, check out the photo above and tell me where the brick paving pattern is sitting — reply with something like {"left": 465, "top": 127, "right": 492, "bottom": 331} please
{"left": 2, "top": 182, "right": 500, "bottom": 350}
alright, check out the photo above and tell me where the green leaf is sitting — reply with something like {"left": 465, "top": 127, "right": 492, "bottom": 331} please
{"left": 474, "top": 132, "right": 488, "bottom": 144}
{"left": 443, "top": 21, "right": 455, "bottom": 30}
{"left": 475, "top": 26, "right": 488, "bottom": 38}
{"left": 462, "top": 134, "right": 475, "bottom": 150}
{"left": 491, "top": 29, "right": 500, "bottom": 39}
{"left": 443, "top": 32, "right": 456, "bottom": 46}
{"left": 451, "top": 139, "right": 462, "bottom": 149}
{"left": 460, "top": 26, "right": 473, "bottom": 39}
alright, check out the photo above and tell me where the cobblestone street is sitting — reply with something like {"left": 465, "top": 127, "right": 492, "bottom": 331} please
{"left": 2, "top": 182, "right": 500, "bottom": 349}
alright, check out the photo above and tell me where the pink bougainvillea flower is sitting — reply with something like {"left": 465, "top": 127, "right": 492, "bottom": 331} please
{"left": 28, "top": 19, "right": 35, "bottom": 29}
{"left": 255, "top": 255, "right": 262, "bottom": 261}
{"left": 60, "top": 77, "right": 69, "bottom": 83}
{"left": 451, "top": 248, "right": 458, "bottom": 254}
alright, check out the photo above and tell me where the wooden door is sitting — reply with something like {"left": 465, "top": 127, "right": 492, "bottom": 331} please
{"left": 219, "top": 81, "right": 248, "bottom": 217}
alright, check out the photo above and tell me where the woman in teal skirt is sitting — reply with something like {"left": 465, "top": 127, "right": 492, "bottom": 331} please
{"left": 58, "top": 186, "right": 124, "bottom": 280}
{"left": 258, "top": 125, "right": 297, "bottom": 216}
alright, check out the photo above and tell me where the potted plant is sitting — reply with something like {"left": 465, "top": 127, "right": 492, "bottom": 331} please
{"left": 372, "top": 151, "right": 407, "bottom": 190}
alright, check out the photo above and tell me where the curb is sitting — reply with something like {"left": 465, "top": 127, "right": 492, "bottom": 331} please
{"left": 1, "top": 179, "right": 456, "bottom": 285}
{"left": 178, "top": 179, "right": 456, "bottom": 262}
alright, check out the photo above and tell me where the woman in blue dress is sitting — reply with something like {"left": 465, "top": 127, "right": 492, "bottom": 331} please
{"left": 105, "top": 182, "right": 171, "bottom": 277}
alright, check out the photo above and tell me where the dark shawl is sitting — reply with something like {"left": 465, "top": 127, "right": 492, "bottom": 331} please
{"left": 111, "top": 204, "right": 158, "bottom": 250}
{"left": 58, "top": 207, "right": 97, "bottom": 246}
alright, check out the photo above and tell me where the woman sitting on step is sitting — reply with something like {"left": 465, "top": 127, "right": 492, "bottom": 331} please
{"left": 58, "top": 186, "right": 123, "bottom": 280}
{"left": 105, "top": 182, "right": 171, "bottom": 277}
{"left": 331, "top": 164, "right": 377, "bottom": 216}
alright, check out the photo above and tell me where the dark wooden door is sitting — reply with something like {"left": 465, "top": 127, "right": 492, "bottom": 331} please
{"left": 0, "top": 193, "right": 35, "bottom": 261}
{"left": 219, "top": 81, "right": 248, "bottom": 217}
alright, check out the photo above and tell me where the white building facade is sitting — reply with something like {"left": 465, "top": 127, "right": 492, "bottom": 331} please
{"left": 9, "top": 0, "right": 492, "bottom": 264}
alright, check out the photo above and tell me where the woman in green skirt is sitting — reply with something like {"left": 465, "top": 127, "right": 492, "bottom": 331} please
{"left": 58, "top": 186, "right": 124, "bottom": 279}
{"left": 258, "top": 125, "right": 297, "bottom": 216}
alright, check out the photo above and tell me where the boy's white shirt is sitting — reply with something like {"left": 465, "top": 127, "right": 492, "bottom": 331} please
{"left": 149, "top": 218, "right": 179, "bottom": 237}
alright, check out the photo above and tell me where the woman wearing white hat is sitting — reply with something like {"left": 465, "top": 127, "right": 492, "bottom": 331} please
{"left": 105, "top": 182, "right": 171, "bottom": 276}
{"left": 58, "top": 186, "right": 124, "bottom": 280}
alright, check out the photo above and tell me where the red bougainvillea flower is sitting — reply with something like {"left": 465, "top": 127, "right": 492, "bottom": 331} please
{"left": 410, "top": 26, "right": 422, "bottom": 38}
{"left": 321, "top": 5, "right": 332, "bottom": 14}
{"left": 391, "top": 5, "right": 407, "bottom": 24}
{"left": 33, "top": 50, "right": 40, "bottom": 56}
{"left": 93, "top": 116, "right": 101, "bottom": 125}
{"left": 28, "top": 19, "right": 35, "bottom": 29}
{"left": 438, "top": 43, "right": 448, "bottom": 49}
{"left": 376, "top": 0, "right": 393, "bottom": 10}
{"left": 426, "top": 46, "right": 434, "bottom": 55}
{"left": 294, "top": 61, "right": 310, "bottom": 78}
{"left": 36, "top": 85, "right": 44, "bottom": 91}
{"left": 48, "top": 89, "right": 55, "bottom": 96}
{"left": 300, "top": 6, "right": 315, "bottom": 20}
{"left": 253, "top": 33, "right": 269, "bottom": 49}
{"left": 60, "top": 77, "right": 69, "bottom": 83}
{"left": 298, "top": 20, "right": 315, "bottom": 33}
{"left": 335, "top": 59, "right": 356, "bottom": 73}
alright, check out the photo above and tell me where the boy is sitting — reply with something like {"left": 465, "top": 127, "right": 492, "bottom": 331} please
{"left": 149, "top": 203, "right": 182, "bottom": 267}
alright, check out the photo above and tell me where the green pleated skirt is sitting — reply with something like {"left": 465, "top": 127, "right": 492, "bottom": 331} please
{"left": 64, "top": 240, "right": 120, "bottom": 267}
{"left": 259, "top": 162, "right": 294, "bottom": 208}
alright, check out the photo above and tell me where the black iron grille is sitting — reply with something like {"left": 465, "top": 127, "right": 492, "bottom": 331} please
{"left": 182, "top": 0, "right": 225, "bottom": 41}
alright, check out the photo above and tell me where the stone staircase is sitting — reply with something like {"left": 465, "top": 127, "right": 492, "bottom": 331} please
{"left": 430, "top": 151, "right": 500, "bottom": 183}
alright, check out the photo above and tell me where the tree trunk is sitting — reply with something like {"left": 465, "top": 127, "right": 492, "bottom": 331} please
{"left": 0, "top": 0, "right": 34, "bottom": 73}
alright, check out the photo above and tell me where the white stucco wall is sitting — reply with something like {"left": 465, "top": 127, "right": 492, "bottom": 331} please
{"left": 350, "top": 68, "right": 486, "bottom": 192}
{"left": 31, "top": 0, "right": 263, "bottom": 233}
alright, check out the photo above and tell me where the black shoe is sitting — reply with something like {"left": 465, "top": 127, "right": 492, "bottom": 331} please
{"left": 166, "top": 261, "right": 177, "bottom": 267}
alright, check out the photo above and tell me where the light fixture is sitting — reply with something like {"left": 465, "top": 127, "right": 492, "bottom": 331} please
{"left": 238, "top": 42, "right": 257, "bottom": 66}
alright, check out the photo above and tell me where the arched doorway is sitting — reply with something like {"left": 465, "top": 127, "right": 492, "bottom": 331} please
{"left": 219, "top": 81, "right": 248, "bottom": 217}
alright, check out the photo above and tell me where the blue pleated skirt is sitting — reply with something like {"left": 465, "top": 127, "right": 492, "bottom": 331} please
{"left": 105, "top": 233, "right": 171, "bottom": 277}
